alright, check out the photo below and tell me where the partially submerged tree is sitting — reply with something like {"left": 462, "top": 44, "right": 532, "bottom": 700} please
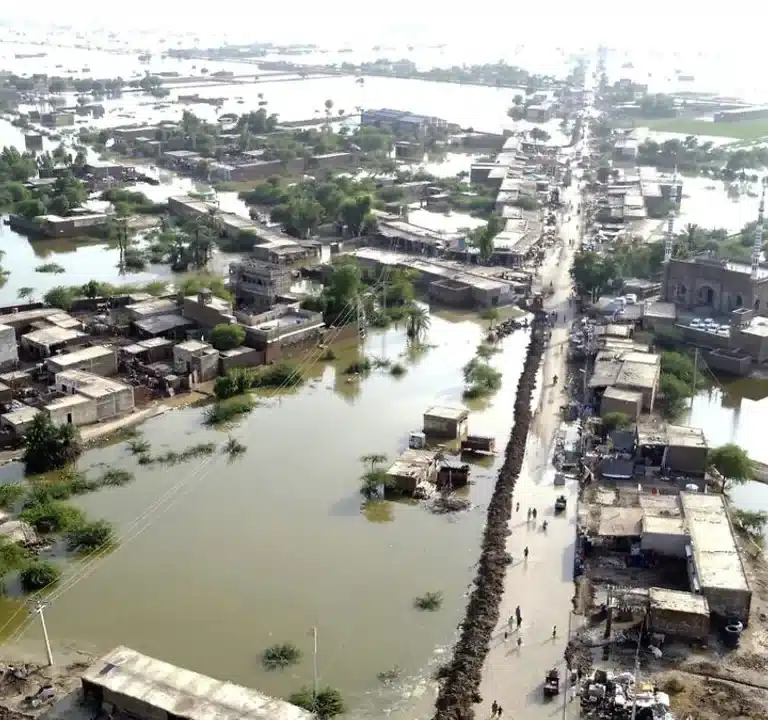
{"left": 23, "top": 411, "right": 82, "bottom": 474}
{"left": 289, "top": 687, "right": 345, "bottom": 719}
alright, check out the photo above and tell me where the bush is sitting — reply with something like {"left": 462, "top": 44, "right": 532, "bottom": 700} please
{"left": 20, "top": 501, "right": 85, "bottom": 533}
{"left": 0, "top": 483, "right": 25, "bottom": 509}
{"left": 262, "top": 642, "right": 302, "bottom": 670}
{"left": 100, "top": 469, "right": 135, "bottom": 487}
{"left": 389, "top": 362, "right": 406, "bottom": 377}
{"left": 67, "top": 519, "right": 115, "bottom": 552}
{"left": 462, "top": 358, "right": 502, "bottom": 399}
{"left": 209, "top": 323, "right": 246, "bottom": 351}
{"left": 127, "top": 438, "right": 151, "bottom": 455}
{"left": 602, "top": 412, "right": 630, "bottom": 434}
{"left": 344, "top": 357, "right": 372, "bottom": 375}
{"left": 214, "top": 364, "right": 303, "bottom": 400}
{"left": 223, "top": 437, "right": 247, "bottom": 456}
{"left": 414, "top": 591, "right": 444, "bottom": 611}
{"left": 476, "top": 343, "right": 500, "bottom": 360}
{"left": 204, "top": 397, "right": 254, "bottom": 426}
{"left": 20, "top": 561, "right": 61, "bottom": 592}
{"left": 660, "top": 373, "right": 691, "bottom": 418}
{"left": 289, "top": 687, "right": 345, "bottom": 719}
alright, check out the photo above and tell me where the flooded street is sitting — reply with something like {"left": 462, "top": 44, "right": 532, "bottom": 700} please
{"left": 0, "top": 314, "right": 529, "bottom": 716}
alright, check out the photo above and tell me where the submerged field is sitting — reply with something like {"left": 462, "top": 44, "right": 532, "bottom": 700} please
{"left": 633, "top": 116, "right": 768, "bottom": 141}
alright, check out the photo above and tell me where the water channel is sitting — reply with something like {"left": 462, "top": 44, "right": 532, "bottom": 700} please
{"left": 0, "top": 315, "right": 529, "bottom": 716}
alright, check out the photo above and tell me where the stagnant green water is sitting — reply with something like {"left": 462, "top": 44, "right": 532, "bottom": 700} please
{"left": 1, "top": 313, "right": 529, "bottom": 716}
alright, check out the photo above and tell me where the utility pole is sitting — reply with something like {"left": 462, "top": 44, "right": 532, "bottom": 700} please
{"left": 31, "top": 601, "right": 54, "bottom": 666}
{"left": 691, "top": 347, "right": 698, "bottom": 406}
{"left": 311, "top": 627, "right": 318, "bottom": 710}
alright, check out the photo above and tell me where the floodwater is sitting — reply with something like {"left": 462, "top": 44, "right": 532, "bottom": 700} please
{"left": 686, "top": 381, "right": 768, "bottom": 540}
{"left": 1, "top": 314, "right": 530, "bottom": 716}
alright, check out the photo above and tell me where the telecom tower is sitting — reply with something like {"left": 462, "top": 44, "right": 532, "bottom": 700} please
{"left": 751, "top": 179, "right": 767, "bottom": 279}
{"left": 664, "top": 210, "right": 675, "bottom": 263}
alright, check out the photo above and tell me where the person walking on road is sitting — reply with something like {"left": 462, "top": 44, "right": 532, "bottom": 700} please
{"left": 516, "top": 502, "right": 519, "bottom": 512}
{"left": 491, "top": 701, "right": 498, "bottom": 717}
{"left": 552, "top": 625, "right": 557, "bottom": 639}
{"left": 527, "top": 507, "right": 532, "bottom": 521}
{"left": 532, "top": 508, "right": 537, "bottom": 520}
{"left": 497, "top": 706, "right": 503, "bottom": 718}
{"left": 516, "top": 636, "right": 522, "bottom": 650}
{"left": 523, "top": 546, "right": 529, "bottom": 561}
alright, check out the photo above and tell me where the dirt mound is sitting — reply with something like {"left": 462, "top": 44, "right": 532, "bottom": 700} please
{"left": 433, "top": 318, "right": 546, "bottom": 720}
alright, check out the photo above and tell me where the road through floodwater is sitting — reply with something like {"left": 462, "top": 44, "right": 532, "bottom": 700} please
{"left": 0, "top": 312, "right": 530, "bottom": 717}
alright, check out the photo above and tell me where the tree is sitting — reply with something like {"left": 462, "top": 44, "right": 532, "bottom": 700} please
{"left": 289, "top": 687, "right": 345, "bottom": 719}
{"left": 20, "top": 561, "right": 61, "bottom": 592}
{"left": 602, "top": 412, "right": 630, "bottom": 434}
{"left": 23, "top": 411, "right": 83, "bottom": 474}
{"left": 468, "top": 215, "right": 504, "bottom": 263}
{"left": 360, "top": 453, "right": 387, "bottom": 472}
{"left": 339, "top": 195, "right": 372, "bottom": 236}
{"left": 570, "top": 250, "right": 619, "bottom": 300}
{"left": 405, "top": 305, "right": 431, "bottom": 340}
{"left": 660, "top": 373, "right": 690, "bottom": 418}
{"left": 529, "top": 127, "right": 551, "bottom": 144}
{"left": 708, "top": 444, "right": 754, "bottom": 490}
{"left": 481, "top": 306, "right": 500, "bottom": 329}
{"left": 209, "top": 324, "right": 246, "bottom": 351}
{"left": 17, "top": 287, "right": 34, "bottom": 303}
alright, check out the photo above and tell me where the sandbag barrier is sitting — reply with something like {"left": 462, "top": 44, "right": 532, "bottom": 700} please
{"left": 433, "top": 315, "right": 547, "bottom": 720}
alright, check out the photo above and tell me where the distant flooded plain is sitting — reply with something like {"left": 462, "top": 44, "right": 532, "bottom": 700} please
{"left": 0, "top": 315, "right": 529, "bottom": 716}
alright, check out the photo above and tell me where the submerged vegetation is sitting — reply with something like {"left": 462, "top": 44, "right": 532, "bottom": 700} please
{"left": 462, "top": 356, "right": 503, "bottom": 400}
{"left": 137, "top": 442, "right": 217, "bottom": 466}
{"left": 414, "top": 591, "right": 444, "bottom": 611}
{"left": 23, "top": 411, "right": 83, "bottom": 474}
{"left": 289, "top": 687, "right": 346, "bottom": 719}
{"left": 223, "top": 437, "right": 247, "bottom": 457}
{"left": 214, "top": 363, "right": 303, "bottom": 400}
{"left": 203, "top": 397, "right": 255, "bottom": 426}
{"left": 262, "top": 642, "right": 302, "bottom": 670}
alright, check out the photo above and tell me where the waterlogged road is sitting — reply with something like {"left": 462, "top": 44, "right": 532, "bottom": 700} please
{"left": 477, "top": 183, "right": 582, "bottom": 720}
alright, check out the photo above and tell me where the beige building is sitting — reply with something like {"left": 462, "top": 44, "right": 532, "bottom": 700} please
{"left": 423, "top": 405, "right": 470, "bottom": 439}
{"left": 55, "top": 370, "right": 135, "bottom": 422}
{"left": 589, "top": 349, "right": 660, "bottom": 412}
{"left": 45, "top": 345, "right": 118, "bottom": 377}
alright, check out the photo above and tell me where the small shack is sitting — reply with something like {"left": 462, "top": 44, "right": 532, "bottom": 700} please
{"left": 385, "top": 449, "right": 439, "bottom": 494}
{"left": 648, "top": 587, "right": 710, "bottom": 640}
{"left": 600, "top": 386, "right": 643, "bottom": 421}
{"left": 423, "top": 405, "right": 469, "bottom": 439}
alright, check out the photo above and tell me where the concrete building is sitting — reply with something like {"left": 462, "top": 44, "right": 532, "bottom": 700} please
{"left": 0, "top": 308, "right": 59, "bottom": 338}
{"left": 0, "top": 324, "right": 18, "bottom": 371}
{"left": 229, "top": 259, "right": 293, "bottom": 309}
{"left": 173, "top": 340, "right": 220, "bottom": 381}
{"left": 641, "top": 515, "right": 688, "bottom": 558}
{"left": 423, "top": 405, "right": 470, "bottom": 439}
{"left": 134, "top": 314, "right": 195, "bottom": 340}
{"left": 636, "top": 421, "right": 708, "bottom": 476}
{"left": 21, "top": 326, "right": 87, "bottom": 358}
{"left": 55, "top": 370, "right": 135, "bottom": 422}
{"left": 361, "top": 108, "right": 447, "bottom": 136}
{"left": 648, "top": 587, "right": 710, "bottom": 640}
{"left": 237, "top": 305, "right": 324, "bottom": 360}
{"left": 681, "top": 492, "right": 752, "bottom": 623}
{"left": 589, "top": 350, "right": 661, "bottom": 412}
{"left": 600, "top": 386, "right": 643, "bottom": 421}
{"left": 182, "top": 290, "right": 235, "bottom": 328}
{"left": 81, "top": 646, "right": 315, "bottom": 720}
{"left": 126, "top": 298, "right": 179, "bottom": 322}
{"left": 385, "top": 449, "right": 440, "bottom": 494}
{"left": 45, "top": 345, "right": 118, "bottom": 377}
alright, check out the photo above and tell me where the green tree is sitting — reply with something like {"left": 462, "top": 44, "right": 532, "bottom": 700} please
{"left": 708, "top": 444, "right": 754, "bottom": 490}
{"left": 289, "top": 687, "right": 345, "bottom": 719}
{"left": 660, "top": 373, "right": 690, "bottom": 418}
{"left": 20, "top": 561, "right": 61, "bottom": 592}
{"left": 15, "top": 198, "right": 46, "bottom": 219}
{"left": 17, "top": 287, "right": 34, "bottom": 303}
{"left": 405, "top": 305, "right": 431, "bottom": 340}
{"left": 209, "top": 324, "right": 246, "bottom": 351}
{"left": 23, "top": 411, "right": 83, "bottom": 474}
{"left": 339, "top": 194, "right": 372, "bottom": 236}
{"left": 481, "top": 306, "right": 500, "bottom": 329}
{"left": 44, "top": 286, "right": 76, "bottom": 310}
{"left": 570, "top": 250, "right": 619, "bottom": 299}
{"left": 468, "top": 215, "right": 504, "bottom": 262}
{"left": 323, "top": 259, "right": 362, "bottom": 322}
{"left": 602, "top": 412, "right": 630, "bottom": 434}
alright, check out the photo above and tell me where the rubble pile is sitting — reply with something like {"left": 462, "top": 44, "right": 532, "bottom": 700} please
{"left": 433, "top": 314, "right": 546, "bottom": 720}
{"left": 580, "top": 669, "right": 674, "bottom": 720}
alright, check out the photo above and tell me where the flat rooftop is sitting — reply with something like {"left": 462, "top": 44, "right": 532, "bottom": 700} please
{"left": 127, "top": 298, "right": 178, "bottom": 317}
{"left": 597, "top": 506, "right": 644, "bottom": 537}
{"left": 81, "top": 646, "right": 314, "bottom": 720}
{"left": 680, "top": 492, "right": 749, "bottom": 593}
{"left": 56, "top": 370, "right": 130, "bottom": 398}
{"left": 386, "top": 449, "right": 439, "bottom": 479}
{"left": 47, "top": 345, "right": 114, "bottom": 367}
{"left": 424, "top": 405, "right": 470, "bottom": 422}
{"left": 649, "top": 587, "right": 709, "bottom": 616}
{"left": 23, "top": 326, "right": 86, "bottom": 347}
{"left": 175, "top": 340, "right": 212, "bottom": 354}
{"left": 134, "top": 314, "right": 194, "bottom": 336}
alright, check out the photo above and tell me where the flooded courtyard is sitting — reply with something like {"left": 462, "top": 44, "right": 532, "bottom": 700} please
{"left": 0, "top": 314, "right": 530, "bottom": 716}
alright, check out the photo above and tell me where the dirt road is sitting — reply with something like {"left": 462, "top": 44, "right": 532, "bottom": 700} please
{"left": 477, "top": 184, "right": 583, "bottom": 720}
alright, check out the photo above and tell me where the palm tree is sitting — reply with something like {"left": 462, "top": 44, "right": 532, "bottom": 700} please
{"left": 360, "top": 453, "right": 387, "bottom": 472}
{"left": 17, "top": 287, "right": 34, "bottom": 304}
{"left": 405, "top": 305, "right": 431, "bottom": 340}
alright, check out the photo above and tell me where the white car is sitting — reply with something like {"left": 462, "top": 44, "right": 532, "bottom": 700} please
{"left": 690, "top": 318, "right": 704, "bottom": 328}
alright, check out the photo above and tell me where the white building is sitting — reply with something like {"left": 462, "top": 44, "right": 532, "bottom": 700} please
{"left": 55, "top": 370, "right": 135, "bottom": 423}
{"left": 0, "top": 324, "right": 18, "bottom": 371}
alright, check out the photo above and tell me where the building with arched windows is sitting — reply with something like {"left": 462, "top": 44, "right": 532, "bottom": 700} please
{"left": 661, "top": 256, "right": 768, "bottom": 315}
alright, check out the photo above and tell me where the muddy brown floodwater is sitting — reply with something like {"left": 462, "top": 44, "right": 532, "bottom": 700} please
{"left": 0, "top": 313, "right": 530, "bottom": 717}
